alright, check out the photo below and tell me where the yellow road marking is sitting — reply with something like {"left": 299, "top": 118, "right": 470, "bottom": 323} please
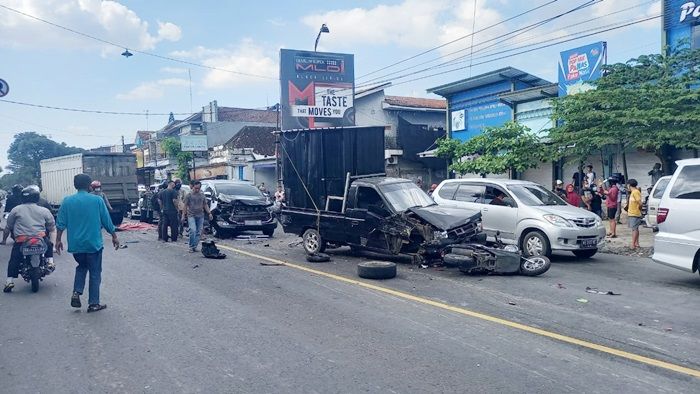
{"left": 218, "top": 244, "right": 700, "bottom": 379}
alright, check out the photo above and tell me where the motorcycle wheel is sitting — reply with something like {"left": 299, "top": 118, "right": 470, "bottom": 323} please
{"left": 519, "top": 255, "right": 551, "bottom": 276}
{"left": 30, "top": 267, "right": 41, "bottom": 293}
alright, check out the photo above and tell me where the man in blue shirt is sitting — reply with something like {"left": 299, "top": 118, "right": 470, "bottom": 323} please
{"left": 55, "top": 174, "right": 120, "bottom": 313}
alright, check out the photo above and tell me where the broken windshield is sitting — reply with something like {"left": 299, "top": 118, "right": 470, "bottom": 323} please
{"left": 379, "top": 182, "right": 436, "bottom": 212}
{"left": 508, "top": 184, "right": 566, "bottom": 206}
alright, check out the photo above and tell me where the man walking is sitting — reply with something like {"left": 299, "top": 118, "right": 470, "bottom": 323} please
{"left": 158, "top": 180, "right": 179, "bottom": 242}
{"left": 55, "top": 174, "right": 120, "bottom": 313}
{"left": 183, "top": 181, "right": 212, "bottom": 252}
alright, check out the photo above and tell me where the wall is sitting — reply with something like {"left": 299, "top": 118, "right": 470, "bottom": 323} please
{"left": 448, "top": 81, "right": 514, "bottom": 142}
{"left": 515, "top": 99, "right": 554, "bottom": 138}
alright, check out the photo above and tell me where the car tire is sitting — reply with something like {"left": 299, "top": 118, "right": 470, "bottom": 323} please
{"left": 302, "top": 228, "right": 326, "bottom": 254}
{"left": 573, "top": 249, "right": 598, "bottom": 259}
{"left": 211, "top": 224, "right": 228, "bottom": 239}
{"left": 263, "top": 228, "right": 275, "bottom": 237}
{"left": 306, "top": 253, "right": 330, "bottom": 263}
{"left": 519, "top": 255, "right": 551, "bottom": 276}
{"left": 357, "top": 261, "right": 397, "bottom": 280}
{"left": 521, "top": 230, "right": 551, "bottom": 257}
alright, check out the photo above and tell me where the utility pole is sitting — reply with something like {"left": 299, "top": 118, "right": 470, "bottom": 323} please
{"left": 121, "top": 135, "right": 125, "bottom": 153}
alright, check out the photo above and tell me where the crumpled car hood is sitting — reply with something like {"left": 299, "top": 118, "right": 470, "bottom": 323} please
{"left": 218, "top": 194, "right": 271, "bottom": 206}
{"left": 408, "top": 205, "right": 481, "bottom": 230}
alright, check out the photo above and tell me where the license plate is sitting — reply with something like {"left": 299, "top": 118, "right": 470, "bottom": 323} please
{"left": 581, "top": 239, "right": 597, "bottom": 248}
{"left": 245, "top": 220, "right": 262, "bottom": 226}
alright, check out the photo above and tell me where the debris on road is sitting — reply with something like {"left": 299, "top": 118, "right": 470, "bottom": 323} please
{"left": 202, "top": 241, "right": 226, "bottom": 259}
{"left": 192, "top": 264, "right": 200, "bottom": 269}
{"left": 507, "top": 301, "right": 517, "bottom": 306}
{"left": 306, "top": 253, "right": 331, "bottom": 263}
{"left": 556, "top": 283, "right": 566, "bottom": 289}
{"left": 118, "top": 222, "right": 156, "bottom": 231}
{"left": 288, "top": 240, "right": 303, "bottom": 248}
{"left": 585, "top": 287, "right": 621, "bottom": 296}
{"left": 125, "top": 240, "right": 139, "bottom": 244}
{"left": 576, "top": 298, "right": 589, "bottom": 303}
{"left": 260, "top": 261, "right": 284, "bottom": 266}
{"left": 358, "top": 261, "right": 397, "bottom": 280}
{"left": 664, "top": 327, "right": 673, "bottom": 332}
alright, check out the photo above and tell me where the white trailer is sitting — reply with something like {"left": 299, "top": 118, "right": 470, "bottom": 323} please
{"left": 40, "top": 153, "right": 138, "bottom": 225}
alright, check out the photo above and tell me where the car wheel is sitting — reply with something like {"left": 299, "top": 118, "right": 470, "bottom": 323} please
{"left": 211, "top": 224, "right": 227, "bottom": 239}
{"left": 521, "top": 230, "right": 551, "bottom": 257}
{"left": 306, "top": 253, "right": 330, "bottom": 263}
{"left": 302, "top": 228, "right": 325, "bottom": 254}
{"left": 357, "top": 261, "right": 397, "bottom": 280}
{"left": 520, "top": 255, "right": 551, "bottom": 276}
{"left": 573, "top": 249, "right": 598, "bottom": 259}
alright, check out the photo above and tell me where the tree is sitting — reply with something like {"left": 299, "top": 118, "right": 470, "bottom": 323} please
{"left": 161, "top": 137, "right": 193, "bottom": 182}
{"left": 1, "top": 132, "right": 83, "bottom": 188}
{"left": 551, "top": 47, "right": 700, "bottom": 175}
{"left": 437, "top": 121, "right": 548, "bottom": 177}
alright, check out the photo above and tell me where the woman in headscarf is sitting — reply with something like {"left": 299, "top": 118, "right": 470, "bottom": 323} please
{"left": 565, "top": 184, "right": 582, "bottom": 207}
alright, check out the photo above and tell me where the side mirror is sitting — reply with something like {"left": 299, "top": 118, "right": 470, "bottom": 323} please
{"left": 204, "top": 191, "right": 212, "bottom": 200}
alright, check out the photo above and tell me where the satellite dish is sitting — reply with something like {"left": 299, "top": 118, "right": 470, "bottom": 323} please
{"left": 121, "top": 49, "right": 133, "bottom": 58}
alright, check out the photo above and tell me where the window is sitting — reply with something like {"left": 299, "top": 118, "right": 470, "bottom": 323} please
{"left": 453, "top": 184, "right": 485, "bottom": 203}
{"left": 484, "top": 185, "right": 514, "bottom": 207}
{"left": 508, "top": 184, "right": 566, "bottom": 206}
{"left": 356, "top": 187, "right": 384, "bottom": 210}
{"left": 214, "top": 183, "right": 262, "bottom": 197}
{"left": 693, "top": 24, "right": 700, "bottom": 50}
{"left": 437, "top": 183, "right": 458, "bottom": 200}
{"left": 669, "top": 165, "right": 700, "bottom": 199}
{"left": 652, "top": 178, "right": 671, "bottom": 199}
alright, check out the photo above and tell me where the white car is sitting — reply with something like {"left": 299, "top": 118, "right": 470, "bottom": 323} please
{"left": 652, "top": 159, "right": 700, "bottom": 275}
{"left": 645, "top": 175, "right": 672, "bottom": 228}
{"left": 432, "top": 179, "right": 606, "bottom": 258}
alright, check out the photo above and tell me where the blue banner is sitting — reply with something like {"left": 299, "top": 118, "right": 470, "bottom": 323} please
{"left": 558, "top": 42, "right": 607, "bottom": 96}
{"left": 664, "top": 0, "right": 700, "bottom": 30}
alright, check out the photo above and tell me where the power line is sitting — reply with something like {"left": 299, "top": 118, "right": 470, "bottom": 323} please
{"left": 356, "top": 0, "right": 563, "bottom": 79}
{"left": 468, "top": 0, "right": 478, "bottom": 77}
{"left": 0, "top": 4, "right": 278, "bottom": 81}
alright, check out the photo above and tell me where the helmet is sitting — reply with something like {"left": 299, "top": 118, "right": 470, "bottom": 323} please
{"left": 20, "top": 186, "right": 40, "bottom": 204}
{"left": 12, "top": 184, "right": 23, "bottom": 194}
{"left": 27, "top": 185, "right": 41, "bottom": 193}
{"left": 91, "top": 180, "right": 102, "bottom": 189}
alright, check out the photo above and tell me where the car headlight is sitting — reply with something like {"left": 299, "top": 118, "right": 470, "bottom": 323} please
{"left": 433, "top": 230, "right": 449, "bottom": 240}
{"left": 594, "top": 216, "right": 603, "bottom": 226}
{"left": 543, "top": 214, "right": 573, "bottom": 227}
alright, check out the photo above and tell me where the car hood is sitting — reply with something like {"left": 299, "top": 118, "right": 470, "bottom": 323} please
{"left": 535, "top": 204, "right": 598, "bottom": 220}
{"left": 408, "top": 205, "right": 481, "bottom": 230}
{"left": 218, "top": 194, "right": 271, "bottom": 206}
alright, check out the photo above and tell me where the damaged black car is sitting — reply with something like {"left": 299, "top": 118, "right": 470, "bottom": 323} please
{"left": 201, "top": 180, "right": 276, "bottom": 238}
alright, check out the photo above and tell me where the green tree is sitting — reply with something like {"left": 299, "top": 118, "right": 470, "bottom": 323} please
{"left": 551, "top": 47, "right": 700, "bottom": 174}
{"left": 1, "top": 132, "right": 83, "bottom": 188}
{"left": 437, "top": 121, "right": 548, "bottom": 177}
{"left": 161, "top": 137, "right": 193, "bottom": 182}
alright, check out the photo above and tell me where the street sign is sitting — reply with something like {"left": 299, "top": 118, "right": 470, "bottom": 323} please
{"left": 180, "top": 134, "right": 208, "bottom": 151}
{"left": 0, "top": 79, "right": 8, "bottom": 97}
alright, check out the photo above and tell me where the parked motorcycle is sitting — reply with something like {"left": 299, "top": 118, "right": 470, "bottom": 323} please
{"left": 18, "top": 236, "right": 53, "bottom": 292}
{"left": 442, "top": 233, "right": 551, "bottom": 276}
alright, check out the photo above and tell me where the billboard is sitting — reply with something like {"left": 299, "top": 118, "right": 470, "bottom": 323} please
{"left": 180, "top": 134, "right": 208, "bottom": 152}
{"left": 664, "top": 0, "right": 700, "bottom": 30}
{"left": 280, "top": 49, "right": 355, "bottom": 130}
{"left": 558, "top": 41, "right": 607, "bottom": 96}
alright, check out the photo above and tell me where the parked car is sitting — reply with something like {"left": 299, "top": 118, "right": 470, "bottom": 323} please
{"left": 645, "top": 175, "right": 672, "bottom": 228}
{"left": 432, "top": 179, "right": 606, "bottom": 258}
{"left": 652, "top": 159, "right": 700, "bottom": 275}
{"left": 200, "top": 180, "right": 276, "bottom": 238}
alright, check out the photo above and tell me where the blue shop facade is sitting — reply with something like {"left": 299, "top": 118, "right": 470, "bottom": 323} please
{"left": 664, "top": 0, "right": 700, "bottom": 50}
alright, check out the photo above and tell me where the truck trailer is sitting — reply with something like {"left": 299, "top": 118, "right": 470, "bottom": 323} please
{"left": 40, "top": 152, "right": 139, "bottom": 225}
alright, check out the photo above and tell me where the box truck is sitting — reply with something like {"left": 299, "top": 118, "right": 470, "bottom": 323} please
{"left": 40, "top": 153, "right": 139, "bottom": 225}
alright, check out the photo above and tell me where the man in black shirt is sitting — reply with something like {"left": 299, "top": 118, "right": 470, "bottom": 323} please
{"left": 158, "top": 181, "right": 180, "bottom": 242}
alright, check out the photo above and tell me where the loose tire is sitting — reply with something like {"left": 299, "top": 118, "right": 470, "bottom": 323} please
{"left": 519, "top": 255, "right": 551, "bottom": 276}
{"left": 521, "top": 230, "right": 551, "bottom": 257}
{"left": 302, "top": 228, "right": 325, "bottom": 254}
{"left": 30, "top": 267, "right": 40, "bottom": 293}
{"left": 357, "top": 261, "right": 397, "bottom": 280}
{"left": 306, "top": 253, "right": 330, "bottom": 263}
{"left": 573, "top": 249, "right": 598, "bottom": 259}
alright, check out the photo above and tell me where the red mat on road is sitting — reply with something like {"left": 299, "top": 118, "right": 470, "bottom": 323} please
{"left": 118, "top": 222, "right": 156, "bottom": 231}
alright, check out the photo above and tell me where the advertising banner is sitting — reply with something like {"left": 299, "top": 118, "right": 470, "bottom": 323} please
{"left": 664, "top": 0, "right": 700, "bottom": 30}
{"left": 180, "top": 134, "right": 208, "bottom": 152}
{"left": 558, "top": 41, "right": 607, "bottom": 96}
{"left": 280, "top": 49, "right": 355, "bottom": 130}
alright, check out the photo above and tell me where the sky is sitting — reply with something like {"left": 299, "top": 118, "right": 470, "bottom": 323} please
{"left": 0, "top": 0, "right": 663, "bottom": 170}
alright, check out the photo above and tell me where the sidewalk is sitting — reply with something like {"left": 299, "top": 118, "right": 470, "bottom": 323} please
{"left": 599, "top": 212, "right": 655, "bottom": 257}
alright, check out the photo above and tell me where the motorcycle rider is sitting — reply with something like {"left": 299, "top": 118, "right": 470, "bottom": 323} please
{"left": 1, "top": 185, "right": 24, "bottom": 245}
{"left": 3, "top": 187, "right": 56, "bottom": 293}
{"left": 90, "top": 180, "right": 113, "bottom": 212}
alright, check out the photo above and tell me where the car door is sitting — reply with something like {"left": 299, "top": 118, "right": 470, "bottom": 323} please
{"left": 481, "top": 184, "right": 518, "bottom": 243}
{"left": 344, "top": 186, "right": 385, "bottom": 249}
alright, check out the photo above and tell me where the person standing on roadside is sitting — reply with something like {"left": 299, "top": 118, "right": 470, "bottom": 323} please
{"left": 626, "top": 179, "right": 643, "bottom": 250}
{"left": 603, "top": 179, "right": 619, "bottom": 238}
{"left": 183, "top": 181, "right": 212, "bottom": 252}
{"left": 648, "top": 163, "right": 663, "bottom": 186}
{"left": 154, "top": 182, "right": 167, "bottom": 241}
{"left": 174, "top": 179, "right": 187, "bottom": 237}
{"left": 55, "top": 174, "right": 120, "bottom": 313}
{"left": 158, "top": 180, "right": 179, "bottom": 242}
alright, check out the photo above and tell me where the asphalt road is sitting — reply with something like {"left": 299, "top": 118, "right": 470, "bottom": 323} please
{"left": 0, "top": 223, "right": 698, "bottom": 393}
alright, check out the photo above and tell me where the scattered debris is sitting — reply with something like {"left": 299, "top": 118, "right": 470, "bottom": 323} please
{"left": 556, "top": 283, "right": 566, "bottom": 289}
{"left": 125, "top": 240, "right": 139, "bottom": 244}
{"left": 638, "top": 323, "right": 645, "bottom": 326}
{"left": 118, "top": 222, "right": 156, "bottom": 231}
{"left": 306, "top": 253, "right": 331, "bottom": 263}
{"left": 664, "top": 327, "right": 673, "bottom": 332}
{"left": 260, "top": 261, "right": 284, "bottom": 266}
{"left": 202, "top": 240, "right": 226, "bottom": 259}
{"left": 507, "top": 301, "right": 517, "bottom": 306}
{"left": 420, "top": 264, "right": 429, "bottom": 269}
{"left": 264, "top": 244, "right": 270, "bottom": 247}
{"left": 192, "top": 264, "right": 200, "bottom": 270}
{"left": 585, "top": 287, "right": 621, "bottom": 296}
{"left": 118, "top": 245, "right": 128, "bottom": 249}
{"left": 576, "top": 298, "right": 589, "bottom": 303}
{"left": 288, "top": 240, "right": 303, "bottom": 248}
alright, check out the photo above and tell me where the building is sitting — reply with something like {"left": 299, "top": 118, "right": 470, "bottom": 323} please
{"left": 354, "top": 83, "right": 448, "bottom": 186}
{"left": 663, "top": 0, "right": 700, "bottom": 50}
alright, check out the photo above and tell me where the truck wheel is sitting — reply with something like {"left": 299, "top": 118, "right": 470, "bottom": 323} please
{"left": 302, "top": 228, "right": 325, "bottom": 254}
{"left": 358, "top": 261, "right": 397, "bottom": 280}
{"left": 521, "top": 230, "right": 551, "bottom": 257}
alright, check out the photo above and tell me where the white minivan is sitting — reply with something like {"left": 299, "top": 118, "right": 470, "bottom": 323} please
{"left": 645, "top": 175, "right": 672, "bottom": 228}
{"left": 432, "top": 179, "right": 606, "bottom": 258}
{"left": 652, "top": 159, "right": 700, "bottom": 275}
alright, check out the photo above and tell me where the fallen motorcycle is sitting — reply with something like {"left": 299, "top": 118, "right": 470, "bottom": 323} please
{"left": 442, "top": 233, "right": 551, "bottom": 276}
